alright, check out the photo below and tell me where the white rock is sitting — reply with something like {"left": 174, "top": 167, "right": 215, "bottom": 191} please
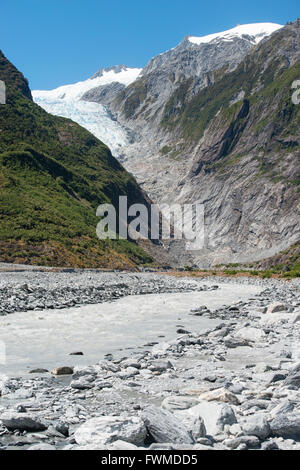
{"left": 234, "top": 327, "right": 266, "bottom": 342}
{"left": 161, "top": 396, "right": 199, "bottom": 412}
{"left": 174, "top": 406, "right": 206, "bottom": 440}
{"left": 152, "top": 342, "right": 170, "bottom": 356}
{"left": 185, "top": 401, "right": 224, "bottom": 436}
{"left": 199, "top": 387, "right": 240, "bottom": 405}
{"left": 74, "top": 416, "right": 146, "bottom": 446}
{"left": 241, "top": 414, "right": 271, "bottom": 439}
{"left": 141, "top": 406, "right": 194, "bottom": 444}
{"left": 27, "top": 443, "right": 56, "bottom": 450}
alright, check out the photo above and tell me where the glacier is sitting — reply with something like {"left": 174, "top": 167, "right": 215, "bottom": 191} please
{"left": 32, "top": 66, "right": 142, "bottom": 158}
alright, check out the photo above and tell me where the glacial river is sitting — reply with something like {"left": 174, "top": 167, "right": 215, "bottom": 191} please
{"left": 0, "top": 282, "right": 262, "bottom": 376}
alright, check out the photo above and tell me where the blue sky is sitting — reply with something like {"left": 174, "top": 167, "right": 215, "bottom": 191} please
{"left": 0, "top": 0, "right": 299, "bottom": 90}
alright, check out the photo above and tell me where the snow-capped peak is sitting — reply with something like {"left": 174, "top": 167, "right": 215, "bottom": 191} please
{"left": 188, "top": 22, "right": 283, "bottom": 46}
{"left": 32, "top": 66, "right": 142, "bottom": 102}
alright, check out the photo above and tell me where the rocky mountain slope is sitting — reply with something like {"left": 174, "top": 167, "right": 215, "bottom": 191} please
{"left": 0, "top": 51, "right": 153, "bottom": 268}
{"left": 164, "top": 20, "right": 300, "bottom": 266}
{"left": 88, "top": 21, "right": 299, "bottom": 268}
{"left": 91, "top": 23, "right": 283, "bottom": 202}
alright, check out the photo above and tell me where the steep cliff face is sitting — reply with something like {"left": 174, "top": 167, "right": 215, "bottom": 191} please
{"left": 168, "top": 21, "right": 300, "bottom": 266}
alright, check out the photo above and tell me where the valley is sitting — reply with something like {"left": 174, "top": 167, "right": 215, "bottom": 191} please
{"left": 0, "top": 12, "right": 300, "bottom": 454}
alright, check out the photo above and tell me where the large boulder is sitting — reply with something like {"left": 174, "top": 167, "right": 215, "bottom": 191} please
{"left": 1, "top": 411, "right": 47, "bottom": 432}
{"left": 174, "top": 406, "right": 207, "bottom": 441}
{"left": 74, "top": 416, "right": 146, "bottom": 447}
{"left": 216, "top": 404, "right": 237, "bottom": 431}
{"left": 284, "top": 363, "right": 300, "bottom": 389}
{"left": 141, "top": 406, "right": 194, "bottom": 444}
{"left": 241, "top": 414, "right": 271, "bottom": 439}
{"left": 270, "top": 413, "right": 300, "bottom": 439}
{"left": 51, "top": 366, "right": 74, "bottom": 376}
{"left": 234, "top": 327, "right": 266, "bottom": 342}
{"left": 266, "top": 302, "right": 288, "bottom": 314}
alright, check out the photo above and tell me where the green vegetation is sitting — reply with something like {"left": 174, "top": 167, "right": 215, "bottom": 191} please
{"left": 0, "top": 50, "right": 153, "bottom": 268}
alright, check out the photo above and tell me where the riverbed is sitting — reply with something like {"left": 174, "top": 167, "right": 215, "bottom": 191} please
{"left": 0, "top": 281, "right": 261, "bottom": 376}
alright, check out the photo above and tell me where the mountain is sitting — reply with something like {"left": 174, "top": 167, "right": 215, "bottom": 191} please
{"left": 0, "top": 51, "right": 153, "bottom": 269}
{"left": 158, "top": 20, "right": 300, "bottom": 266}
{"left": 33, "top": 66, "right": 142, "bottom": 158}
{"left": 93, "top": 21, "right": 300, "bottom": 267}
{"left": 31, "top": 21, "right": 300, "bottom": 268}
{"left": 81, "top": 23, "right": 284, "bottom": 201}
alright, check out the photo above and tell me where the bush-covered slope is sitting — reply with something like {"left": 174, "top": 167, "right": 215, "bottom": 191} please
{"left": 0, "top": 51, "right": 153, "bottom": 268}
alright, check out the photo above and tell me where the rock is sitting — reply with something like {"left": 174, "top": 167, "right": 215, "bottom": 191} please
{"left": 199, "top": 387, "right": 240, "bottom": 405}
{"left": 121, "top": 359, "right": 141, "bottom": 369}
{"left": 292, "top": 312, "right": 300, "bottom": 323}
{"left": 223, "top": 435, "right": 260, "bottom": 449}
{"left": 266, "top": 302, "right": 288, "bottom": 314}
{"left": 270, "top": 400, "right": 295, "bottom": 418}
{"left": 177, "top": 328, "right": 190, "bottom": 334}
{"left": 108, "top": 440, "right": 140, "bottom": 450}
{"left": 70, "top": 379, "right": 93, "bottom": 390}
{"left": 27, "top": 443, "right": 56, "bottom": 450}
{"left": 180, "top": 401, "right": 223, "bottom": 437}
{"left": 270, "top": 413, "right": 300, "bottom": 439}
{"left": 141, "top": 406, "right": 194, "bottom": 444}
{"left": 174, "top": 406, "right": 207, "bottom": 440}
{"left": 161, "top": 396, "right": 199, "bottom": 412}
{"left": 51, "top": 366, "right": 74, "bottom": 376}
{"left": 117, "top": 367, "right": 139, "bottom": 379}
{"left": 55, "top": 421, "right": 69, "bottom": 437}
{"left": 284, "top": 364, "right": 300, "bottom": 389}
{"left": 94, "top": 380, "right": 112, "bottom": 390}
{"left": 269, "top": 373, "right": 287, "bottom": 383}
{"left": 234, "top": 327, "right": 266, "bottom": 342}
{"left": 1, "top": 412, "right": 47, "bottom": 432}
{"left": 261, "top": 440, "right": 279, "bottom": 450}
{"left": 241, "top": 415, "right": 271, "bottom": 439}
{"left": 17, "top": 405, "right": 27, "bottom": 413}
{"left": 152, "top": 342, "right": 170, "bottom": 356}
{"left": 241, "top": 399, "right": 269, "bottom": 411}
{"left": 75, "top": 416, "right": 147, "bottom": 446}
{"left": 193, "top": 443, "right": 214, "bottom": 450}
{"left": 216, "top": 404, "right": 237, "bottom": 431}
{"left": 196, "top": 437, "right": 213, "bottom": 446}
{"left": 224, "top": 337, "right": 250, "bottom": 348}
{"left": 149, "top": 360, "right": 173, "bottom": 372}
